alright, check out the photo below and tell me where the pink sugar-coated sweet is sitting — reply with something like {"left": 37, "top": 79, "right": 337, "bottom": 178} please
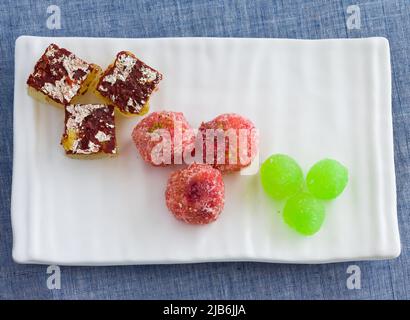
{"left": 198, "top": 113, "right": 258, "bottom": 173}
{"left": 131, "top": 111, "right": 195, "bottom": 166}
{"left": 165, "top": 164, "right": 225, "bottom": 225}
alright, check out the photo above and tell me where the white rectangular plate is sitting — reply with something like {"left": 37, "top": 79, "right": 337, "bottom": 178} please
{"left": 12, "top": 36, "right": 400, "bottom": 265}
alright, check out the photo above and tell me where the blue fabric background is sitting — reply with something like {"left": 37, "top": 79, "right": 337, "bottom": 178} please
{"left": 0, "top": 0, "right": 409, "bottom": 299}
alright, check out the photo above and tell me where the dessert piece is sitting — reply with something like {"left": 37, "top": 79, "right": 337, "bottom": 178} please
{"left": 283, "top": 192, "right": 326, "bottom": 236}
{"left": 61, "top": 104, "right": 117, "bottom": 158}
{"left": 132, "top": 111, "right": 195, "bottom": 166}
{"left": 165, "top": 164, "right": 225, "bottom": 225}
{"left": 198, "top": 113, "right": 258, "bottom": 173}
{"left": 96, "top": 51, "right": 163, "bottom": 116}
{"left": 27, "top": 43, "right": 101, "bottom": 108}
{"left": 260, "top": 154, "right": 304, "bottom": 200}
{"left": 306, "top": 159, "right": 349, "bottom": 200}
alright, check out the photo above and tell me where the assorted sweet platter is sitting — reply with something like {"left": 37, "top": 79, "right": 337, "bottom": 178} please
{"left": 12, "top": 36, "right": 400, "bottom": 265}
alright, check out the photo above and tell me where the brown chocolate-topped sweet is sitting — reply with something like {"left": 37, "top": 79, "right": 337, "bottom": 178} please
{"left": 96, "top": 51, "right": 163, "bottom": 116}
{"left": 61, "top": 104, "right": 117, "bottom": 158}
{"left": 27, "top": 44, "right": 101, "bottom": 107}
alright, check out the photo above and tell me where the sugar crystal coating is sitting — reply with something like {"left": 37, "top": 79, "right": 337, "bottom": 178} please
{"left": 260, "top": 154, "right": 304, "bottom": 200}
{"left": 306, "top": 159, "right": 348, "bottom": 200}
{"left": 283, "top": 192, "right": 326, "bottom": 236}
{"left": 132, "top": 111, "right": 195, "bottom": 166}
{"left": 198, "top": 113, "right": 258, "bottom": 173}
{"left": 165, "top": 164, "right": 225, "bottom": 224}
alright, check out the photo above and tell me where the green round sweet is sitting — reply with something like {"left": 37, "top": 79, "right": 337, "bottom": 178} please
{"left": 283, "top": 192, "right": 326, "bottom": 236}
{"left": 306, "top": 159, "right": 348, "bottom": 200}
{"left": 260, "top": 154, "right": 304, "bottom": 200}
